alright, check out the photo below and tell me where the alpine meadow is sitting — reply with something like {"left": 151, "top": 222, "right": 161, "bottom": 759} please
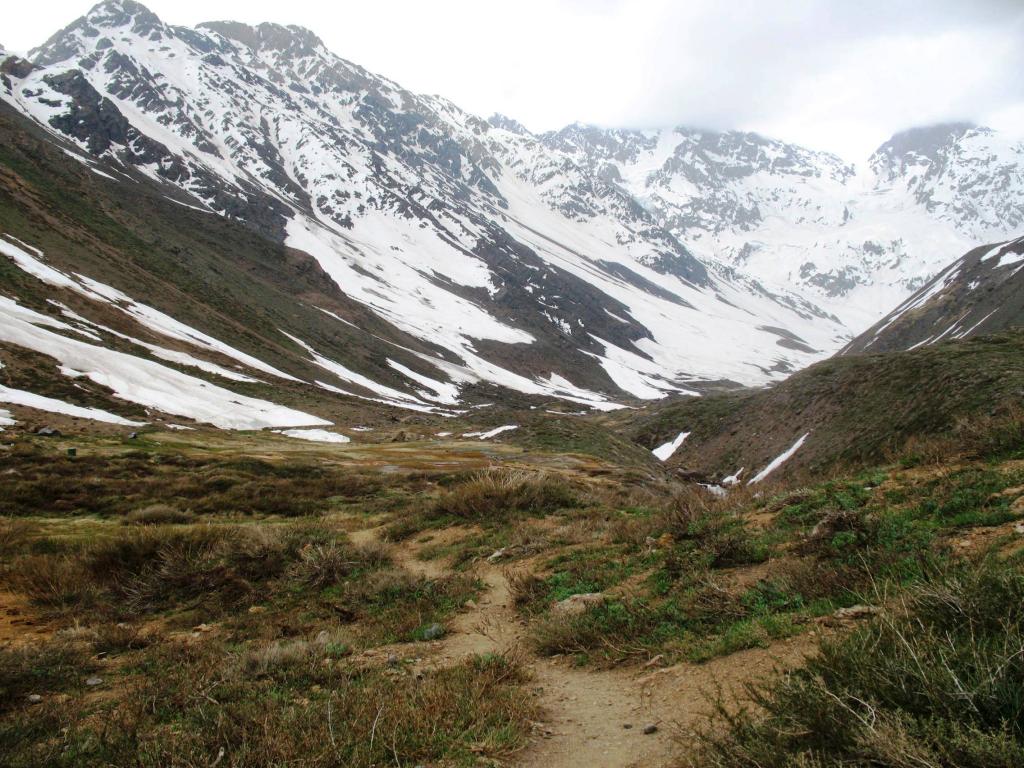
{"left": 1, "top": 2, "right": 1023, "bottom": 766}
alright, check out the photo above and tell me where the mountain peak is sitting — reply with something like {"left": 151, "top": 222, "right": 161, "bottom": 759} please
{"left": 199, "top": 20, "right": 324, "bottom": 58}
{"left": 487, "top": 113, "right": 531, "bottom": 136}
{"left": 872, "top": 122, "right": 980, "bottom": 164}
{"left": 85, "top": 0, "right": 161, "bottom": 26}
{"left": 30, "top": 0, "right": 164, "bottom": 65}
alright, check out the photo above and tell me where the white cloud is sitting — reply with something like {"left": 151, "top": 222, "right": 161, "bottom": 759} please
{"left": 5, "top": 0, "right": 1023, "bottom": 160}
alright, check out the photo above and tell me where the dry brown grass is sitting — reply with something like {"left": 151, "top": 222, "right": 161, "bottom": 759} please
{"left": 507, "top": 568, "right": 549, "bottom": 612}
{"left": 289, "top": 540, "right": 391, "bottom": 588}
{"left": 0, "top": 517, "right": 34, "bottom": 557}
{"left": 122, "top": 504, "right": 194, "bottom": 525}
{"left": 7, "top": 524, "right": 326, "bottom": 616}
{"left": 430, "top": 468, "right": 579, "bottom": 522}
{"left": 2, "top": 636, "right": 537, "bottom": 767}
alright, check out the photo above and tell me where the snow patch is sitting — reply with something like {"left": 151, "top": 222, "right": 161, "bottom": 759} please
{"left": 274, "top": 428, "right": 351, "bottom": 444}
{"left": 748, "top": 433, "right": 810, "bottom": 485}
{"left": 462, "top": 425, "right": 518, "bottom": 440}
{"left": 0, "top": 236, "right": 297, "bottom": 382}
{"left": 0, "top": 384, "right": 145, "bottom": 426}
{"left": 722, "top": 468, "right": 745, "bottom": 486}
{"left": 0, "top": 296, "right": 329, "bottom": 430}
{"left": 652, "top": 431, "right": 690, "bottom": 461}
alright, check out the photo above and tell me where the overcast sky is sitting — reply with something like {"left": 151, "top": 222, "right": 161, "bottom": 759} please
{"left": 5, "top": 0, "right": 1023, "bottom": 160}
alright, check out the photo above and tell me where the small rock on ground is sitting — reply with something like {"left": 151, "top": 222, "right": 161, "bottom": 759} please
{"left": 551, "top": 592, "right": 605, "bottom": 616}
{"left": 420, "top": 623, "right": 445, "bottom": 640}
{"left": 833, "top": 604, "right": 882, "bottom": 620}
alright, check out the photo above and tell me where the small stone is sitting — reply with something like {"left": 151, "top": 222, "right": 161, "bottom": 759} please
{"left": 643, "top": 724, "right": 658, "bottom": 735}
{"left": 1014, "top": 522, "right": 1024, "bottom": 535}
{"left": 486, "top": 548, "right": 507, "bottom": 563}
{"left": 36, "top": 426, "right": 61, "bottom": 437}
{"left": 551, "top": 593, "right": 605, "bottom": 616}
{"left": 464, "top": 599, "right": 477, "bottom": 609}
{"left": 833, "top": 605, "right": 882, "bottom": 620}
{"left": 420, "top": 623, "right": 445, "bottom": 641}
{"left": 622, "top": 723, "right": 633, "bottom": 729}
{"left": 85, "top": 677, "right": 103, "bottom": 687}
{"left": 27, "top": 694, "right": 42, "bottom": 704}
{"left": 387, "top": 654, "right": 400, "bottom": 666}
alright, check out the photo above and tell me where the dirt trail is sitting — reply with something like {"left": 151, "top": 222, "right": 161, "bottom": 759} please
{"left": 352, "top": 522, "right": 813, "bottom": 768}
{"left": 0, "top": 591, "right": 53, "bottom": 647}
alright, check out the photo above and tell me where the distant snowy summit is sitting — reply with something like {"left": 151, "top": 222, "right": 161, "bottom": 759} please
{"left": 525, "top": 121, "right": 1024, "bottom": 330}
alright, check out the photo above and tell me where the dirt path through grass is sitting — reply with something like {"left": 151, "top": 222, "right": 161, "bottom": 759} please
{"left": 349, "top": 520, "right": 816, "bottom": 768}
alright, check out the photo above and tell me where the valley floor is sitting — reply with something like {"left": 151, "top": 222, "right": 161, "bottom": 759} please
{"left": 1, "top": 419, "right": 1023, "bottom": 767}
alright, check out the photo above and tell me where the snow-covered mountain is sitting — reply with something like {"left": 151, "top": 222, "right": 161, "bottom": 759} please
{"left": 539, "top": 122, "right": 1024, "bottom": 331}
{"left": 0, "top": 0, "right": 1021, "bottom": 429}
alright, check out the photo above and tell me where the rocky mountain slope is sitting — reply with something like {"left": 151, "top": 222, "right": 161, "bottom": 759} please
{"left": 0, "top": 0, "right": 1021, "bottom": 433}
{"left": 843, "top": 235, "right": 1024, "bottom": 354}
{"left": 0, "top": 1, "right": 850, "bottom": 417}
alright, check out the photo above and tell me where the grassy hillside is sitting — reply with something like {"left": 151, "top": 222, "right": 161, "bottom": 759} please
{"left": 617, "top": 330, "right": 1024, "bottom": 483}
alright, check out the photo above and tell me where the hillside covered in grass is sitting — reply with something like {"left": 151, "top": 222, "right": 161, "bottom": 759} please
{"left": 620, "top": 330, "right": 1024, "bottom": 485}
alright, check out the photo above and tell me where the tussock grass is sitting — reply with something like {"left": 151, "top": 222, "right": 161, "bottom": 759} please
{"left": 508, "top": 568, "right": 549, "bottom": 612}
{"left": 7, "top": 524, "right": 383, "bottom": 618}
{"left": 0, "top": 643, "right": 91, "bottom": 718}
{"left": 687, "top": 557, "right": 1024, "bottom": 767}
{"left": 122, "top": 503, "right": 193, "bottom": 525}
{"left": 342, "top": 569, "right": 479, "bottom": 645}
{"left": 430, "top": 468, "right": 578, "bottom": 522}
{"left": 1, "top": 641, "right": 536, "bottom": 768}
{"left": 289, "top": 539, "right": 391, "bottom": 588}
{"left": 386, "top": 467, "right": 580, "bottom": 541}
{"left": 894, "top": 403, "right": 1024, "bottom": 467}
{"left": 0, "top": 448, "right": 388, "bottom": 518}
